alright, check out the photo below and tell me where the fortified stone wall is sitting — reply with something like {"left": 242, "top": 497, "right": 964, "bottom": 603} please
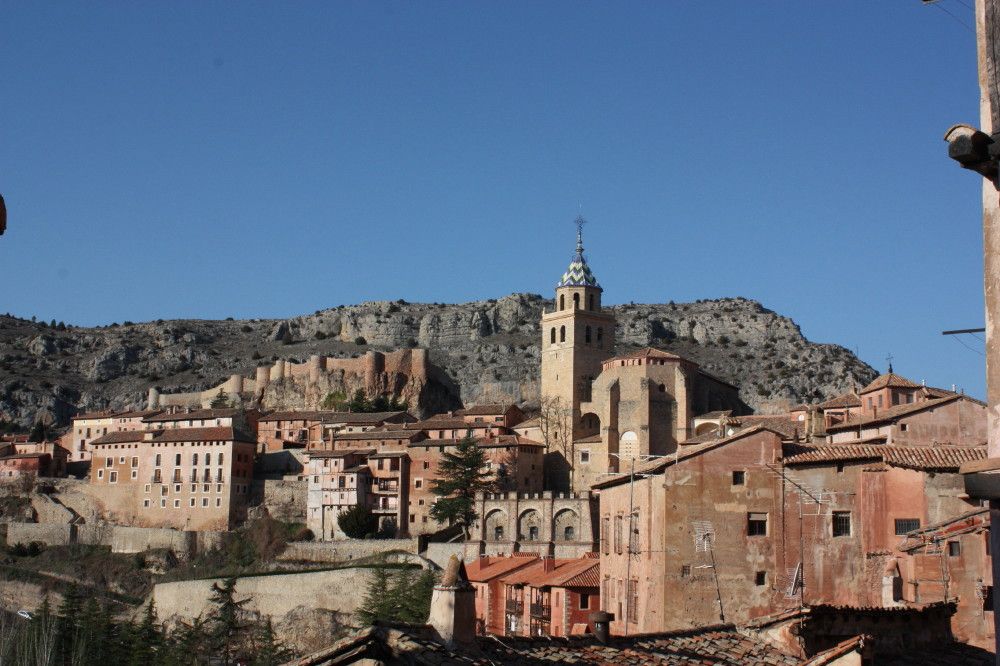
{"left": 278, "top": 539, "right": 419, "bottom": 563}
{"left": 148, "top": 348, "right": 438, "bottom": 414}
{"left": 2, "top": 522, "right": 224, "bottom": 558}
{"left": 151, "top": 567, "right": 374, "bottom": 624}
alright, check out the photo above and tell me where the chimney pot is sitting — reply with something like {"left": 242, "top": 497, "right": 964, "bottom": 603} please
{"left": 589, "top": 611, "right": 614, "bottom": 643}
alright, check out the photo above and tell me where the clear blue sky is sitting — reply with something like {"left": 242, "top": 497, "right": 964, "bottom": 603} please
{"left": 0, "top": 2, "right": 989, "bottom": 397}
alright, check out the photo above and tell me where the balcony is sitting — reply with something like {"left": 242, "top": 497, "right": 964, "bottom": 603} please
{"left": 372, "top": 481, "right": 400, "bottom": 494}
{"left": 505, "top": 600, "right": 523, "bottom": 614}
{"left": 529, "top": 603, "right": 550, "bottom": 619}
{"left": 372, "top": 500, "right": 399, "bottom": 514}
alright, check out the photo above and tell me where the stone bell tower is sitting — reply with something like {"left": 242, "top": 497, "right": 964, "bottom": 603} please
{"left": 540, "top": 217, "right": 616, "bottom": 443}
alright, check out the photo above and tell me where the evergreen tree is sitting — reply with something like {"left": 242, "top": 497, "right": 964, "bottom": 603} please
{"left": 429, "top": 431, "right": 490, "bottom": 534}
{"left": 348, "top": 389, "right": 370, "bottom": 413}
{"left": 337, "top": 505, "right": 376, "bottom": 539}
{"left": 162, "top": 617, "right": 210, "bottom": 666}
{"left": 207, "top": 577, "right": 250, "bottom": 665}
{"left": 128, "top": 600, "right": 163, "bottom": 666}
{"left": 210, "top": 389, "right": 230, "bottom": 409}
{"left": 55, "top": 583, "right": 84, "bottom": 665}
{"left": 356, "top": 563, "right": 395, "bottom": 625}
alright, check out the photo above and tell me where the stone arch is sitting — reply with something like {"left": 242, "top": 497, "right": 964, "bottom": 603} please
{"left": 554, "top": 508, "right": 580, "bottom": 542}
{"left": 573, "top": 293, "right": 580, "bottom": 309}
{"left": 485, "top": 509, "right": 508, "bottom": 542}
{"left": 560, "top": 325, "right": 566, "bottom": 342}
{"left": 580, "top": 412, "right": 601, "bottom": 438}
{"left": 518, "top": 509, "right": 543, "bottom": 542}
{"left": 560, "top": 294, "right": 565, "bottom": 310}
{"left": 620, "top": 430, "right": 639, "bottom": 461}
{"left": 550, "top": 328, "right": 556, "bottom": 345}
{"left": 694, "top": 422, "right": 719, "bottom": 436}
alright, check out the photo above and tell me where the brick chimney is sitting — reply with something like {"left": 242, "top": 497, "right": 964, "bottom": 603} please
{"left": 542, "top": 556, "right": 555, "bottom": 573}
{"left": 427, "top": 555, "right": 476, "bottom": 646}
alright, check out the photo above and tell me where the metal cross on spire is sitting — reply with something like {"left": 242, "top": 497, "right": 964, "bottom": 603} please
{"left": 574, "top": 214, "right": 587, "bottom": 253}
{"left": 886, "top": 353, "right": 894, "bottom": 374}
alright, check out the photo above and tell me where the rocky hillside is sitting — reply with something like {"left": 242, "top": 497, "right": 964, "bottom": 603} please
{"left": 0, "top": 294, "right": 876, "bottom": 428}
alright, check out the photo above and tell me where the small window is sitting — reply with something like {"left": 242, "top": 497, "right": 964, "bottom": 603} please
{"left": 216, "top": 498, "right": 222, "bottom": 507}
{"left": 732, "top": 471, "right": 745, "bottom": 486}
{"left": 143, "top": 499, "right": 150, "bottom": 508}
{"left": 105, "top": 457, "right": 112, "bottom": 467}
{"left": 174, "top": 499, "right": 180, "bottom": 508}
{"left": 748, "top": 512, "right": 768, "bottom": 537}
{"left": 836, "top": 463, "right": 845, "bottom": 474}
{"left": 560, "top": 325, "right": 566, "bottom": 342}
{"left": 131, "top": 457, "right": 138, "bottom": 468}
{"left": 948, "top": 541, "right": 961, "bottom": 557}
{"left": 895, "top": 518, "right": 920, "bottom": 535}
{"left": 119, "top": 456, "right": 125, "bottom": 464}
{"left": 755, "top": 571, "right": 767, "bottom": 586}
{"left": 900, "top": 423, "right": 908, "bottom": 432}
{"left": 97, "top": 469, "right": 104, "bottom": 479}
{"left": 131, "top": 470, "right": 137, "bottom": 479}
{"left": 550, "top": 328, "right": 556, "bottom": 344}
{"left": 833, "top": 511, "right": 851, "bottom": 537}
{"left": 658, "top": 384, "right": 665, "bottom": 392}
{"left": 681, "top": 565, "right": 691, "bottom": 578}
{"left": 190, "top": 498, "right": 195, "bottom": 507}
{"left": 579, "top": 593, "right": 590, "bottom": 610}
{"left": 580, "top": 450, "right": 590, "bottom": 464}
{"left": 155, "top": 454, "right": 161, "bottom": 467}
{"left": 564, "top": 525, "right": 575, "bottom": 541}
{"left": 415, "top": 479, "right": 423, "bottom": 489}
{"left": 202, "top": 498, "right": 208, "bottom": 507}
{"left": 494, "top": 526, "right": 504, "bottom": 541}
{"left": 160, "top": 499, "right": 166, "bottom": 508}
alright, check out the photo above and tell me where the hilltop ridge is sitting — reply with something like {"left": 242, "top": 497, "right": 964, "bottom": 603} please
{"left": 0, "top": 294, "right": 876, "bottom": 427}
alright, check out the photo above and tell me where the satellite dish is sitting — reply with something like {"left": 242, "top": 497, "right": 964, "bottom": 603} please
{"left": 0, "top": 194, "right": 5, "bottom": 235}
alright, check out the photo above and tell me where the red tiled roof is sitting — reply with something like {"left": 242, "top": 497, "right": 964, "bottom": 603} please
{"left": 825, "top": 396, "right": 962, "bottom": 431}
{"left": 606, "top": 347, "right": 684, "bottom": 363}
{"left": 817, "top": 393, "right": 861, "bottom": 409}
{"left": 262, "top": 410, "right": 411, "bottom": 424}
{"left": 466, "top": 555, "right": 539, "bottom": 582}
{"left": 145, "top": 408, "right": 242, "bottom": 422}
{"left": 308, "top": 448, "right": 375, "bottom": 458}
{"left": 91, "top": 427, "right": 255, "bottom": 446}
{"left": 0, "top": 452, "right": 49, "bottom": 460}
{"left": 593, "top": 426, "right": 786, "bottom": 490}
{"left": 782, "top": 444, "right": 986, "bottom": 471}
{"left": 453, "top": 404, "right": 516, "bottom": 416}
{"left": 501, "top": 558, "right": 600, "bottom": 588}
{"left": 89, "top": 431, "right": 146, "bottom": 445}
{"left": 860, "top": 372, "right": 921, "bottom": 394}
{"left": 729, "top": 415, "right": 802, "bottom": 440}
{"left": 696, "top": 410, "right": 732, "bottom": 420}
{"left": 332, "top": 430, "right": 422, "bottom": 441}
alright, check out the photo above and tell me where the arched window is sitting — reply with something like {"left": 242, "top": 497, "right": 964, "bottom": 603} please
{"left": 550, "top": 328, "right": 556, "bottom": 344}
{"left": 564, "top": 525, "right": 575, "bottom": 541}
{"left": 560, "top": 326, "right": 566, "bottom": 342}
{"left": 559, "top": 294, "right": 565, "bottom": 310}
{"left": 573, "top": 293, "right": 580, "bottom": 309}
{"left": 585, "top": 326, "right": 592, "bottom": 343}
{"left": 588, "top": 294, "right": 594, "bottom": 310}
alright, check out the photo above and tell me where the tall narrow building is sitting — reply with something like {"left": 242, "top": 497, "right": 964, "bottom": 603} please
{"left": 540, "top": 218, "right": 616, "bottom": 488}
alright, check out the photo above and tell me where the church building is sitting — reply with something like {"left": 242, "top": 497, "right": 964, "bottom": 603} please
{"left": 540, "top": 219, "right": 745, "bottom": 492}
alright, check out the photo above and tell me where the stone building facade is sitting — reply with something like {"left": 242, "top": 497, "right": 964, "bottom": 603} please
{"left": 88, "top": 426, "right": 257, "bottom": 531}
{"left": 466, "top": 491, "right": 598, "bottom": 559}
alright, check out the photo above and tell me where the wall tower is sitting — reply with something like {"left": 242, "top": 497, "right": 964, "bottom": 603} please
{"left": 540, "top": 217, "right": 616, "bottom": 444}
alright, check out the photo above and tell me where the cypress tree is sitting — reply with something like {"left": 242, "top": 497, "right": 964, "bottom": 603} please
{"left": 428, "top": 431, "right": 490, "bottom": 534}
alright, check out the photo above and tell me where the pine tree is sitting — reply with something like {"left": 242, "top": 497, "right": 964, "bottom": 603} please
{"left": 55, "top": 583, "right": 84, "bottom": 664}
{"left": 348, "top": 389, "right": 370, "bottom": 413}
{"left": 429, "top": 431, "right": 490, "bottom": 534}
{"left": 207, "top": 577, "right": 250, "bottom": 665}
{"left": 210, "top": 389, "right": 230, "bottom": 409}
{"left": 128, "top": 600, "right": 163, "bottom": 666}
{"left": 337, "top": 504, "right": 376, "bottom": 539}
{"left": 356, "top": 563, "right": 395, "bottom": 625}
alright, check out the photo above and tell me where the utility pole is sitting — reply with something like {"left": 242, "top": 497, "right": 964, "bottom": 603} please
{"left": 947, "top": 1, "right": 1000, "bottom": 660}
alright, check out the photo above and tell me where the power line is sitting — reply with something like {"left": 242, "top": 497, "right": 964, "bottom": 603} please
{"left": 928, "top": 0, "right": 976, "bottom": 32}
{"left": 951, "top": 334, "right": 986, "bottom": 357}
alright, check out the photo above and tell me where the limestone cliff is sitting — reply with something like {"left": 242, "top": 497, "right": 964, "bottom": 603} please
{"left": 0, "top": 294, "right": 876, "bottom": 427}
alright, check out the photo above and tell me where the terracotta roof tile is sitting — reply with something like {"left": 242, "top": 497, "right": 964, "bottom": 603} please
{"left": 466, "top": 555, "right": 539, "bottom": 582}
{"left": 90, "top": 427, "right": 255, "bottom": 446}
{"left": 860, "top": 372, "right": 921, "bottom": 394}
{"left": 783, "top": 444, "right": 986, "bottom": 471}
{"left": 825, "top": 396, "right": 963, "bottom": 431}
{"left": 817, "top": 392, "right": 861, "bottom": 409}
